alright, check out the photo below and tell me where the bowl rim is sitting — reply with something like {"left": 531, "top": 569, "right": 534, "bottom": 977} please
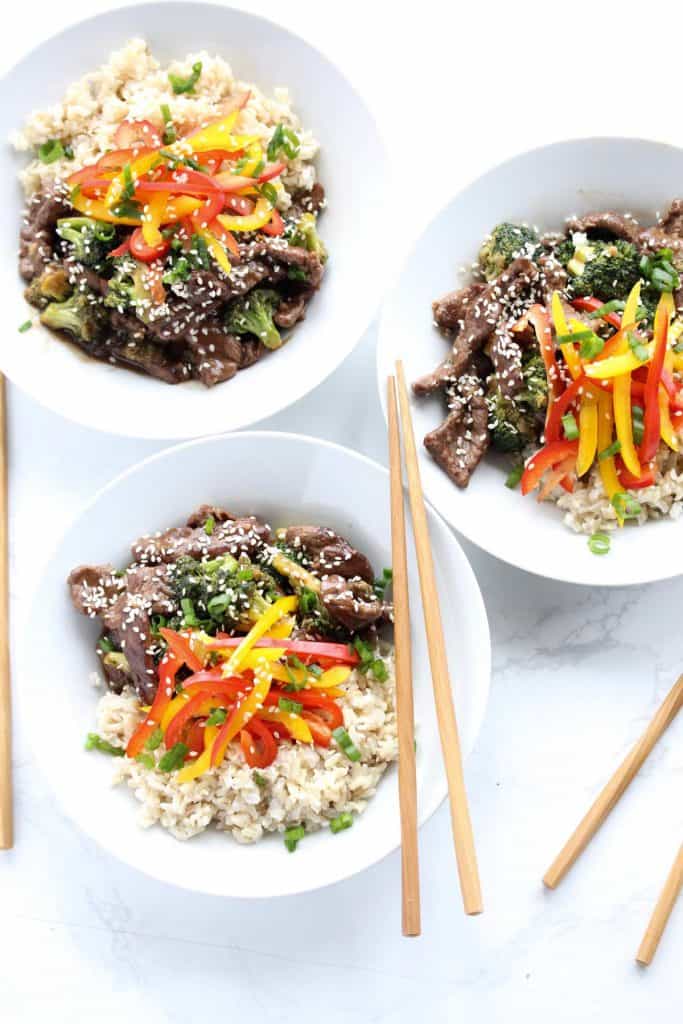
{"left": 1, "top": 1, "right": 390, "bottom": 440}
{"left": 376, "top": 134, "right": 683, "bottom": 587}
{"left": 18, "top": 430, "right": 491, "bottom": 896}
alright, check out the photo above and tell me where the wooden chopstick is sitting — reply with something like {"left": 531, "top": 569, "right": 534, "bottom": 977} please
{"left": 395, "top": 361, "right": 482, "bottom": 916}
{"left": 544, "top": 674, "right": 683, "bottom": 890}
{"left": 0, "top": 376, "right": 12, "bottom": 850}
{"left": 387, "top": 376, "right": 421, "bottom": 937}
{"left": 636, "top": 843, "right": 683, "bottom": 966}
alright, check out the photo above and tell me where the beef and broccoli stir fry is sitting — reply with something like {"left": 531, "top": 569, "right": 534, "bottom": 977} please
{"left": 414, "top": 202, "right": 683, "bottom": 540}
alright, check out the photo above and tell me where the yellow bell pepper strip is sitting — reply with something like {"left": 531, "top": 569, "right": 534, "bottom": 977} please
{"left": 263, "top": 661, "right": 345, "bottom": 697}
{"left": 216, "top": 195, "right": 275, "bottom": 233}
{"left": 141, "top": 190, "right": 169, "bottom": 247}
{"left": 576, "top": 396, "right": 599, "bottom": 476}
{"left": 184, "top": 110, "right": 245, "bottom": 153}
{"left": 257, "top": 708, "right": 313, "bottom": 743}
{"left": 176, "top": 724, "right": 219, "bottom": 784}
{"left": 163, "top": 195, "right": 203, "bottom": 222}
{"left": 658, "top": 384, "right": 679, "bottom": 451}
{"left": 585, "top": 339, "right": 655, "bottom": 380}
{"left": 596, "top": 391, "right": 623, "bottom": 521}
{"left": 222, "top": 596, "right": 298, "bottom": 676}
{"left": 551, "top": 293, "right": 582, "bottom": 380}
{"left": 211, "top": 659, "right": 274, "bottom": 768}
{"left": 611, "top": 282, "right": 642, "bottom": 477}
{"left": 551, "top": 291, "right": 569, "bottom": 336}
{"left": 194, "top": 225, "right": 231, "bottom": 275}
{"left": 264, "top": 617, "right": 295, "bottom": 640}
{"left": 317, "top": 665, "right": 352, "bottom": 689}
{"left": 640, "top": 293, "right": 674, "bottom": 462}
{"left": 105, "top": 151, "right": 159, "bottom": 212}
{"left": 70, "top": 192, "right": 143, "bottom": 226}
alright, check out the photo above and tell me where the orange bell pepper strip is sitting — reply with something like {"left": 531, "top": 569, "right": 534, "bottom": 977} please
{"left": 159, "top": 628, "right": 203, "bottom": 672}
{"left": 596, "top": 391, "right": 623, "bottom": 521}
{"left": 126, "top": 651, "right": 180, "bottom": 758}
{"left": 211, "top": 660, "right": 274, "bottom": 768}
{"left": 521, "top": 440, "right": 579, "bottom": 496}
{"left": 576, "top": 396, "right": 598, "bottom": 476}
{"left": 612, "top": 283, "right": 642, "bottom": 477}
{"left": 528, "top": 304, "right": 563, "bottom": 401}
{"left": 537, "top": 454, "right": 577, "bottom": 501}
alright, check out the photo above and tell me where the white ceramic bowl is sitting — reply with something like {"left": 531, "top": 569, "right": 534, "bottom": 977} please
{"left": 19, "top": 433, "right": 490, "bottom": 897}
{"left": 0, "top": 3, "right": 386, "bottom": 439}
{"left": 377, "top": 137, "right": 683, "bottom": 587}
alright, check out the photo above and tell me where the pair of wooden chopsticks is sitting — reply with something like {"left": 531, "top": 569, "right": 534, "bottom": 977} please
{"left": 543, "top": 674, "right": 683, "bottom": 965}
{"left": 0, "top": 376, "right": 12, "bottom": 851}
{"left": 388, "top": 362, "right": 482, "bottom": 934}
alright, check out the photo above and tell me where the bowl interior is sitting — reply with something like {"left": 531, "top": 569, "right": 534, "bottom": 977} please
{"left": 0, "top": 3, "right": 386, "bottom": 438}
{"left": 19, "top": 433, "right": 490, "bottom": 897}
{"left": 378, "top": 137, "right": 683, "bottom": 586}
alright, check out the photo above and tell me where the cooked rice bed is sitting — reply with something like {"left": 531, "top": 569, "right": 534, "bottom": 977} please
{"left": 96, "top": 658, "right": 397, "bottom": 843}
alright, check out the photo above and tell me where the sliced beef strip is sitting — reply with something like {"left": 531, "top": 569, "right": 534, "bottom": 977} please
{"left": 185, "top": 324, "right": 243, "bottom": 387}
{"left": 320, "top": 575, "right": 384, "bottom": 632}
{"left": 657, "top": 199, "right": 683, "bottom": 238}
{"left": 109, "top": 336, "right": 191, "bottom": 385}
{"left": 280, "top": 526, "right": 374, "bottom": 583}
{"left": 274, "top": 294, "right": 308, "bottom": 328}
{"left": 132, "top": 516, "right": 271, "bottom": 565}
{"left": 186, "top": 505, "right": 236, "bottom": 528}
{"left": 239, "top": 338, "right": 265, "bottom": 368}
{"left": 102, "top": 564, "right": 175, "bottom": 704}
{"left": 182, "top": 270, "right": 231, "bottom": 313}
{"left": 424, "top": 395, "right": 490, "bottom": 488}
{"left": 247, "top": 239, "right": 324, "bottom": 290}
{"left": 19, "top": 190, "right": 70, "bottom": 281}
{"left": 489, "top": 331, "right": 524, "bottom": 398}
{"left": 565, "top": 210, "right": 641, "bottom": 244}
{"left": 431, "top": 281, "right": 487, "bottom": 331}
{"left": 416, "top": 259, "right": 539, "bottom": 397}
{"left": 67, "top": 564, "right": 125, "bottom": 618}
{"left": 101, "top": 658, "right": 131, "bottom": 695}
{"left": 290, "top": 183, "right": 325, "bottom": 216}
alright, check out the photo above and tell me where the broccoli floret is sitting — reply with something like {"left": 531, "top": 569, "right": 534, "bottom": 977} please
{"left": 518, "top": 352, "right": 548, "bottom": 413}
{"left": 566, "top": 240, "right": 642, "bottom": 301}
{"left": 168, "top": 554, "right": 282, "bottom": 633}
{"left": 40, "top": 290, "right": 105, "bottom": 345}
{"left": 104, "top": 257, "right": 155, "bottom": 318}
{"left": 285, "top": 212, "right": 327, "bottom": 263}
{"left": 226, "top": 288, "right": 282, "bottom": 350}
{"left": 478, "top": 223, "right": 540, "bottom": 280}
{"left": 487, "top": 383, "right": 539, "bottom": 454}
{"left": 24, "top": 264, "right": 73, "bottom": 309}
{"left": 56, "top": 217, "right": 116, "bottom": 267}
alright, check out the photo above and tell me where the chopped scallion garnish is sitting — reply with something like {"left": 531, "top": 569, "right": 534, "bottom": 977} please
{"left": 598, "top": 440, "right": 622, "bottom": 461}
{"left": 562, "top": 413, "right": 579, "bottom": 441}
{"left": 588, "top": 531, "right": 611, "bottom": 556}
{"left": 278, "top": 697, "right": 303, "bottom": 714}
{"left": 18, "top": 319, "right": 32, "bottom": 333}
{"left": 611, "top": 492, "right": 642, "bottom": 519}
{"left": 267, "top": 122, "right": 300, "bottom": 161}
{"left": 330, "top": 812, "right": 354, "bottom": 834}
{"left": 160, "top": 103, "right": 176, "bottom": 144}
{"left": 85, "top": 733, "right": 125, "bottom": 756}
{"left": 135, "top": 753, "right": 155, "bottom": 769}
{"left": 38, "top": 139, "right": 66, "bottom": 164}
{"left": 204, "top": 515, "right": 215, "bottom": 536}
{"left": 158, "top": 742, "right": 189, "bottom": 772}
{"left": 168, "top": 61, "right": 202, "bottom": 95}
{"left": 588, "top": 300, "right": 625, "bottom": 319}
{"left": 145, "top": 727, "right": 164, "bottom": 752}
{"left": 332, "top": 726, "right": 361, "bottom": 762}
{"left": 632, "top": 405, "right": 645, "bottom": 445}
{"left": 284, "top": 825, "right": 305, "bottom": 852}
{"left": 505, "top": 463, "right": 524, "bottom": 489}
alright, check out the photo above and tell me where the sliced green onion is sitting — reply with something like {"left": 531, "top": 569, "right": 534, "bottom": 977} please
{"left": 598, "top": 440, "right": 622, "bottom": 461}
{"left": 260, "top": 182, "right": 278, "bottom": 206}
{"left": 267, "top": 123, "right": 300, "bottom": 162}
{"left": 371, "top": 659, "right": 389, "bottom": 682}
{"left": 38, "top": 139, "right": 65, "bottom": 164}
{"left": 284, "top": 825, "right": 305, "bottom": 852}
{"left": 206, "top": 707, "right": 227, "bottom": 727}
{"left": 168, "top": 61, "right": 202, "bottom": 95}
{"left": 207, "top": 593, "right": 231, "bottom": 618}
{"left": 160, "top": 103, "right": 176, "bottom": 144}
{"left": 97, "top": 635, "right": 115, "bottom": 654}
{"left": 18, "top": 319, "right": 33, "bottom": 333}
{"left": 158, "top": 742, "right": 189, "bottom": 772}
{"left": 632, "top": 405, "right": 645, "bottom": 445}
{"left": 562, "top": 413, "right": 579, "bottom": 441}
{"left": 330, "top": 812, "right": 354, "bottom": 834}
{"left": 180, "top": 597, "right": 199, "bottom": 626}
{"left": 135, "top": 753, "right": 155, "bottom": 769}
{"left": 204, "top": 515, "right": 215, "bottom": 536}
{"left": 278, "top": 697, "right": 303, "bottom": 714}
{"left": 252, "top": 770, "right": 267, "bottom": 788}
{"left": 332, "top": 726, "right": 361, "bottom": 762}
{"left": 587, "top": 300, "right": 625, "bottom": 319}
{"left": 588, "top": 531, "right": 611, "bottom": 556}
{"left": 505, "top": 463, "right": 524, "bottom": 489}
{"left": 145, "top": 727, "right": 164, "bottom": 752}
{"left": 557, "top": 329, "right": 595, "bottom": 345}
{"left": 579, "top": 333, "right": 605, "bottom": 360}
{"left": 627, "top": 333, "right": 650, "bottom": 363}
{"left": 611, "top": 492, "right": 642, "bottom": 519}
{"left": 85, "top": 733, "right": 125, "bottom": 756}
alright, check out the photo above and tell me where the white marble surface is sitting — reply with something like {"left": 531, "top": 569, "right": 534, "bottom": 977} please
{"left": 1, "top": 1, "right": 682, "bottom": 1020}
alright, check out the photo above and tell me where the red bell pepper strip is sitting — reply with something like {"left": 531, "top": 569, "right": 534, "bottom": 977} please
{"left": 164, "top": 681, "right": 247, "bottom": 748}
{"left": 108, "top": 237, "right": 131, "bottom": 259}
{"left": 300, "top": 711, "right": 332, "bottom": 747}
{"left": 126, "top": 651, "right": 180, "bottom": 758}
{"left": 521, "top": 440, "right": 580, "bottom": 496}
{"left": 129, "top": 228, "right": 170, "bottom": 263}
{"left": 258, "top": 161, "right": 287, "bottom": 183}
{"left": 260, "top": 208, "right": 284, "bottom": 236}
{"left": 570, "top": 296, "right": 623, "bottom": 331}
{"left": 264, "top": 689, "right": 344, "bottom": 730}
{"left": 640, "top": 297, "right": 671, "bottom": 462}
{"left": 240, "top": 719, "right": 278, "bottom": 768}
{"left": 159, "top": 628, "right": 203, "bottom": 672}
{"left": 206, "top": 636, "right": 360, "bottom": 665}
{"left": 545, "top": 374, "right": 589, "bottom": 442}
{"left": 189, "top": 192, "right": 225, "bottom": 230}
{"left": 616, "top": 457, "right": 657, "bottom": 490}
